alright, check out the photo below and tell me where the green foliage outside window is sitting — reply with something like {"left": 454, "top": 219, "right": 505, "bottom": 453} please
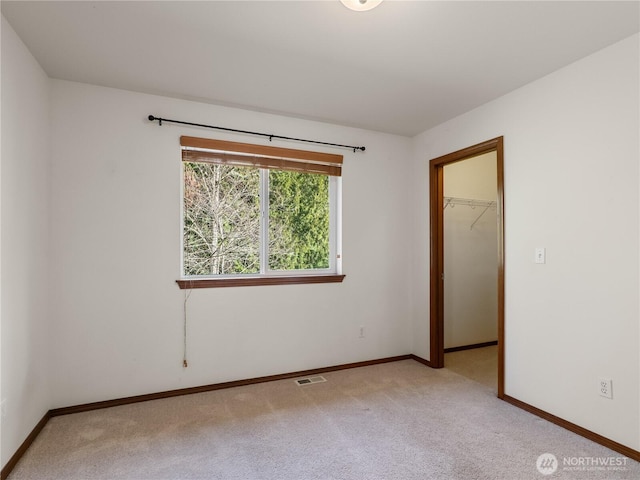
{"left": 269, "top": 170, "right": 329, "bottom": 270}
{"left": 183, "top": 162, "right": 330, "bottom": 276}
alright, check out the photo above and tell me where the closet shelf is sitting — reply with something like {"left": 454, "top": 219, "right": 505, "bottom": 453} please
{"left": 443, "top": 196, "right": 497, "bottom": 230}
{"left": 443, "top": 196, "right": 496, "bottom": 209}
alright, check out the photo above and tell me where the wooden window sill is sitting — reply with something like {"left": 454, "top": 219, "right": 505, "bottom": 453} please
{"left": 176, "top": 274, "right": 345, "bottom": 289}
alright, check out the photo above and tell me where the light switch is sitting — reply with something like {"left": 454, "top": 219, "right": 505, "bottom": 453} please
{"left": 535, "top": 247, "right": 546, "bottom": 264}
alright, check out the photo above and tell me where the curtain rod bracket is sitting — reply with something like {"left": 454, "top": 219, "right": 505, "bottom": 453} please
{"left": 148, "top": 114, "right": 365, "bottom": 153}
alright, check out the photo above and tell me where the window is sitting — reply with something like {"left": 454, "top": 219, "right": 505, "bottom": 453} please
{"left": 177, "top": 136, "right": 344, "bottom": 288}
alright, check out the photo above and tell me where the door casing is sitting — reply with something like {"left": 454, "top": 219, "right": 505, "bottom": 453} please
{"left": 428, "top": 137, "right": 505, "bottom": 398}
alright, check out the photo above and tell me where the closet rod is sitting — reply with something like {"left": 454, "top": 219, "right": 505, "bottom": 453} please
{"left": 443, "top": 196, "right": 496, "bottom": 209}
{"left": 148, "top": 115, "right": 366, "bottom": 153}
{"left": 443, "top": 196, "right": 497, "bottom": 230}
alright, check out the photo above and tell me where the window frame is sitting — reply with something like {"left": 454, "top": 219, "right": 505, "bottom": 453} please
{"left": 177, "top": 137, "right": 345, "bottom": 289}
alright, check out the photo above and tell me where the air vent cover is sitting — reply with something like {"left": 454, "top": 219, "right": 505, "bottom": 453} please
{"left": 295, "top": 375, "right": 327, "bottom": 386}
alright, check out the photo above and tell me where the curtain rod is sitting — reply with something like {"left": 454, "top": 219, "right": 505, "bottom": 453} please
{"left": 148, "top": 115, "right": 366, "bottom": 153}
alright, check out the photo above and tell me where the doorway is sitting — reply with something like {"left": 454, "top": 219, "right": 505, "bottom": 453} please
{"left": 429, "top": 137, "right": 505, "bottom": 398}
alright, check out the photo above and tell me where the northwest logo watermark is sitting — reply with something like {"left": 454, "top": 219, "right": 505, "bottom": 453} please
{"left": 536, "top": 453, "right": 558, "bottom": 475}
{"left": 537, "top": 453, "right": 628, "bottom": 475}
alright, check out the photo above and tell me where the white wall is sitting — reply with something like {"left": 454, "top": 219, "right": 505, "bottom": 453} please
{"left": 444, "top": 152, "right": 498, "bottom": 348}
{"left": 0, "top": 16, "right": 51, "bottom": 467}
{"left": 3, "top": 11, "right": 638, "bottom": 467}
{"left": 48, "top": 80, "right": 413, "bottom": 408}
{"left": 411, "top": 34, "right": 640, "bottom": 449}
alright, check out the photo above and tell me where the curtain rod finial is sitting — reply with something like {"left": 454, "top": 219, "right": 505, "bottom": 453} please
{"left": 148, "top": 115, "right": 156, "bottom": 121}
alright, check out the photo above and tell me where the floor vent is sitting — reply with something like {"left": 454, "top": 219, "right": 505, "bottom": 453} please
{"left": 295, "top": 375, "right": 327, "bottom": 386}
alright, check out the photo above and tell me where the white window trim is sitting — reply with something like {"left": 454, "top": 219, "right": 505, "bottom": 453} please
{"left": 179, "top": 163, "right": 342, "bottom": 285}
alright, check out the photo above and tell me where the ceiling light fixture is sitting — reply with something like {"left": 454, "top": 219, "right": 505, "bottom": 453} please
{"left": 340, "top": 0, "right": 383, "bottom": 12}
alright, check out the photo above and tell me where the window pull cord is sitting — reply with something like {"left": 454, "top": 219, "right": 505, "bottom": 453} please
{"left": 183, "top": 288, "right": 193, "bottom": 368}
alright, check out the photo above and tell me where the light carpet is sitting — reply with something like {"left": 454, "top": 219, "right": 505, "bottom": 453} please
{"left": 8, "top": 360, "right": 639, "bottom": 479}
{"left": 445, "top": 345, "right": 498, "bottom": 390}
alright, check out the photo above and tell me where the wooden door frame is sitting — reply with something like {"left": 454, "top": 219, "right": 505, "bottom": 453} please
{"left": 429, "top": 137, "right": 505, "bottom": 399}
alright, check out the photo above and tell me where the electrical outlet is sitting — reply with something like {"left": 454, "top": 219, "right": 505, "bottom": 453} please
{"left": 359, "top": 325, "right": 365, "bottom": 338}
{"left": 598, "top": 378, "right": 613, "bottom": 399}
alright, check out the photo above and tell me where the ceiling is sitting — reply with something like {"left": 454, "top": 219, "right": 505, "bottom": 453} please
{"left": 2, "top": 1, "right": 639, "bottom": 137}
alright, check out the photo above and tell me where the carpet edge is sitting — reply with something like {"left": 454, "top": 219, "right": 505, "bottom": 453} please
{"left": 502, "top": 394, "right": 640, "bottom": 462}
